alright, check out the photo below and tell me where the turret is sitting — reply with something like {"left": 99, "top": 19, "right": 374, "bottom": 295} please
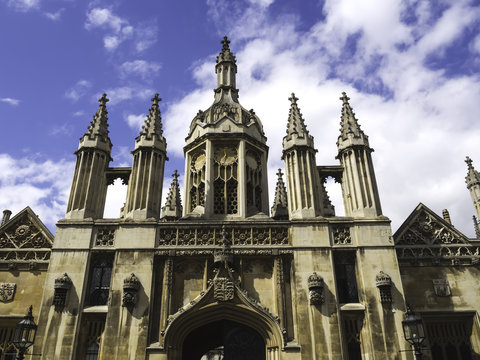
{"left": 336, "top": 92, "right": 382, "bottom": 217}
{"left": 66, "top": 94, "right": 112, "bottom": 219}
{"left": 282, "top": 93, "right": 324, "bottom": 219}
{"left": 184, "top": 36, "right": 269, "bottom": 219}
{"left": 124, "top": 94, "right": 167, "bottom": 220}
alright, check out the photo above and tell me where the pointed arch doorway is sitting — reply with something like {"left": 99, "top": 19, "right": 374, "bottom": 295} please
{"left": 182, "top": 320, "right": 266, "bottom": 360}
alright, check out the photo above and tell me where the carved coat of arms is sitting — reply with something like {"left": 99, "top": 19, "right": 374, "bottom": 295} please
{"left": 214, "top": 277, "right": 234, "bottom": 302}
{"left": 432, "top": 279, "right": 451, "bottom": 297}
{"left": 0, "top": 283, "right": 16, "bottom": 302}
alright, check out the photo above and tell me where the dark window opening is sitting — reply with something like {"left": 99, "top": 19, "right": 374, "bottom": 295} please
{"left": 344, "top": 317, "right": 363, "bottom": 360}
{"left": 87, "top": 253, "right": 113, "bottom": 306}
{"left": 334, "top": 251, "right": 359, "bottom": 303}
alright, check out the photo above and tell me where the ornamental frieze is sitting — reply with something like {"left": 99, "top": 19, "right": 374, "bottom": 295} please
{"left": 157, "top": 225, "right": 289, "bottom": 247}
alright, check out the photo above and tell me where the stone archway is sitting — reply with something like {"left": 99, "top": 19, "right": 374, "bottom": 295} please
{"left": 182, "top": 320, "right": 266, "bottom": 360}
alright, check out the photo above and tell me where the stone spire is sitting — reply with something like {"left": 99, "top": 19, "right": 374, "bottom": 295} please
{"left": 465, "top": 156, "right": 480, "bottom": 222}
{"left": 124, "top": 94, "right": 167, "bottom": 220}
{"left": 139, "top": 93, "right": 163, "bottom": 138}
{"left": 282, "top": 93, "right": 324, "bottom": 219}
{"left": 340, "top": 92, "right": 368, "bottom": 145}
{"left": 66, "top": 93, "right": 112, "bottom": 219}
{"left": 336, "top": 92, "right": 382, "bottom": 218}
{"left": 271, "top": 169, "right": 288, "bottom": 220}
{"left": 161, "top": 170, "right": 183, "bottom": 220}
{"left": 83, "top": 93, "right": 111, "bottom": 144}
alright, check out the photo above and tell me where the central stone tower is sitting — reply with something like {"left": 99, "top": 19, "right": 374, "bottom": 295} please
{"left": 184, "top": 36, "right": 269, "bottom": 218}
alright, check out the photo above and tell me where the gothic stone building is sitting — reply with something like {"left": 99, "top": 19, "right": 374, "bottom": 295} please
{"left": 1, "top": 37, "right": 479, "bottom": 360}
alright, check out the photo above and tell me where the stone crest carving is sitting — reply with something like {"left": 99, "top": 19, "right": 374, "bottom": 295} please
{"left": 333, "top": 226, "right": 351, "bottom": 245}
{"left": 53, "top": 273, "right": 72, "bottom": 307}
{"left": 0, "top": 283, "right": 16, "bottom": 302}
{"left": 308, "top": 272, "right": 324, "bottom": 305}
{"left": 123, "top": 273, "right": 141, "bottom": 307}
{"left": 213, "top": 278, "right": 234, "bottom": 302}
{"left": 432, "top": 279, "right": 451, "bottom": 297}
{"left": 375, "top": 271, "right": 392, "bottom": 304}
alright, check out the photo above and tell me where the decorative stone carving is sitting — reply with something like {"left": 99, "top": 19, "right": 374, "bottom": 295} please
{"left": 123, "top": 273, "right": 141, "bottom": 307}
{"left": 333, "top": 226, "right": 351, "bottom": 245}
{"left": 213, "top": 277, "right": 235, "bottom": 302}
{"left": 95, "top": 228, "right": 115, "bottom": 246}
{"left": 53, "top": 273, "right": 72, "bottom": 307}
{"left": 308, "top": 272, "right": 324, "bottom": 305}
{"left": 0, "top": 283, "right": 16, "bottom": 302}
{"left": 375, "top": 271, "right": 392, "bottom": 304}
{"left": 432, "top": 279, "right": 451, "bottom": 297}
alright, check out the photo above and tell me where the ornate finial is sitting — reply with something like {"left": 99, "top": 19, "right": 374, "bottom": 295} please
{"left": 27, "top": 305, "right": 33, "bottom": 316}
{"left": 340, "top": 91, "right": 350, "bottom": 104}
{"left": 172, "top": 169, "right": 179, "bottom": 181}
{"left": 466, "top": 156, "right": 474, "bottom": 170}
{"left": 99, "top": 93, "right": 109, "bottom": 106}
{"left": 151, "top": 93, "right": 161, "bottom": 106}
{"left": 221, "top": 35, "right": 231, "bottom": 52}
{"left": 288, "top": 93, "right": 298, "bottom": 104}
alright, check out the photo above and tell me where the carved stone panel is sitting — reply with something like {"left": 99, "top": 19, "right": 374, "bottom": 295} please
{"left": 95, "top": 228, "right": 115, "bottom": 246}
{"left": 332, "top": 226, "right": 351, "bottom": 245}
{"left": 0, "top": 283, "right": 16, "bottom": 302}
{"left": 432, "top": 279, "right": 451, "bottom": 297}
{"left": 214, "top": 278, "right": 234, "bottom": 302}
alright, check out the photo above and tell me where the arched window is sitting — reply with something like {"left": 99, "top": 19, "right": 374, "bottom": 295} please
{"left": 213, "top": 146, "right": 238, "bottom": 215}
{"left": 87, "top": 253, "right": 113, "bottom": 306}
{"left": 245, "top": 150, "right": 262, "bottom": 214}
{"left": 189, "top": 150, "right": 206, "bottom": 212}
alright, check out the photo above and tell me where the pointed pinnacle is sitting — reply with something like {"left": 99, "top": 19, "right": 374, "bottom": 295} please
{"left": 340, "top": 92, "right": 350, "bottom": 104}
{"left": 286, "top": 92, "right": 308, "bottom": 137}
{"left": 272, "top": 168, "right": 288, "bottom": 219}
{"left": 339, "top": 91, "right": 364, "bottom": 140}
{"left": 466, "top": 156, "right": 474, "bottom": 170}
{"left": 140, "top": 94, "right": 164, "bottom": 139}
{"left": 172, "top": 169, "right": 179, "bottom": 181}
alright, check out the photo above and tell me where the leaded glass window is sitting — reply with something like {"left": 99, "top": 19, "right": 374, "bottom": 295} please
{"left": 87, "top": 253, "right": 113, "bottom": 306}
{"left": 213, "top": 145, "right": 238, "bottom": 215}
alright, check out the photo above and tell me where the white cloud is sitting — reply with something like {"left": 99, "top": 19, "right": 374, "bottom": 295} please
{"left": 0, "top": 154, "right": 74, "bottom": 230}
{"left": 73, "top": 110, "right": 85, "bottom": 117}
{"left": 125, "top": 113, "right": 145, "bottom": 130}
{"left": 159, "top": 0, "right": 480, "bottom": 237}
{"left": 0, "top": 97, "right": 20, "bottom": 106}
{"left": 102, "top": 86, "right": 154, "bottom": 105}
{"left": 6, "top": 0, "right": 39, "bottom": 12}
{"left": 65, "top": 80, "right": 92, "bottom": 101}
{"left": 85, "top": 8, "right": 157, "bottom": 52}
{"left": 119, "top": 60, "right": 161, "bottom": 79}
{"left": 44, "top": 8, "right": 64, "bottom": 21}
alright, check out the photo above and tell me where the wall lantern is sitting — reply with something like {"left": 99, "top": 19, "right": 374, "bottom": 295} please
{"left": 13, "top": 305, "right": 37, "bottom": 360}
{"left": 402, "top": 305, "right": 426, "bottom": 359}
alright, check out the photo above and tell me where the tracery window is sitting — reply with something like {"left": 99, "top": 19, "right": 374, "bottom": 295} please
{"left": 87, "top": 253, "right": 113, "bottom": 306}
{"left": 245, "top": 150, "right": 262, "bottom": 213}
{"left": 213, "top": 145, "right": 238, "bottom": 215}
{"left": 78, "top": 316, "right": 105, "bottom": 360}
{"left": 0, "top": 321, "right": 17, "bottom": 360}
{"left": 189, "top": 149, "right": 206, "bottom": 212}
{"left": 423, "top": 313, "right": 475, "bottom": 360}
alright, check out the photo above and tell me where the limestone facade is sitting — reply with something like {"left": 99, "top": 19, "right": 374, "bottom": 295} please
{"left": 0, "top": 37, "right": 479, "bottom": 360}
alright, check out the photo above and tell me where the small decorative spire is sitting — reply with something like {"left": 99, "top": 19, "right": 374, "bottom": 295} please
{"left": 221, "top": 35, "right": 230, "bottom": 52}
{"left": 473, "top": 215, "right": 480, "bottom": 239}
{"left": 271, "top": 169, "right": 288, "bottom": 220}
{"left": 339, "top": 91, "right": 365, "bottom": 141}
{"left": 84, "top": 93, "right": 110, "bottom": 142}
{"left": 161, "top": 170, "right": 183, "bottom": 220}
{"left": 286, "top": 93, "right": 309, "bottom": 138}
{"left": 139, "top": 93, "right": 163, "bottom": 140}
{"left": 442, "top": 209, "right": 451, "bottom": 224}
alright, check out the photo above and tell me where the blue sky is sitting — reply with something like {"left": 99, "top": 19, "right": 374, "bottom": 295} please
{"left": 1, "top": 0, "right": 480, "bottom": 236}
